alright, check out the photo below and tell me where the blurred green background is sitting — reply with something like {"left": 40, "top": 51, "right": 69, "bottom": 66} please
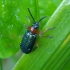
{"left": 0, "top": 0, "right": 70, "bottom": 70}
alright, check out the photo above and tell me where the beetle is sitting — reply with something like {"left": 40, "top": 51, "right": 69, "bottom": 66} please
{"left": 20, "top": 8, "right": 46, "bottom": 53}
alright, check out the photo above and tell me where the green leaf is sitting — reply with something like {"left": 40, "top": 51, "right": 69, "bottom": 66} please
{"left": 0, "top": 0, "right": 20, "bottom": 58}
{"left": 13, "top": 0, "right": 70, "bottom": 70}
{"left": 0, "top": 0, "right": 58, "bottom": 58}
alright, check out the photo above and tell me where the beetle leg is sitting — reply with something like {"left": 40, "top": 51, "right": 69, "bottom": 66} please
{"left": 24, "top": 24, "right": 28, "bottom": 28}
{"left": 36, "top": 30, "right": 42, "bottom": 37}
{"left": 26, "top": 15, "right": 30, "bottom": 25}
{"left": 41, "top": 35, "right": 53, "bottom": 38}
{"left": 35, "top": 42, "right": 39, "bottom": 47}
{"left": 31, "top": 42, "right": 39, "bottom": 52}
{"left": 37, "top": 27, "right": 55, "bottom": 37}
{"left": 19, "top": 35, "right": 24, "bottom": 38}
{"left": 23, "top": 16, "right": 30, "bottom": 29}
{"left": 43, "top": 27, "right": 55, "bottom": 34}
{"left": 38, "top": 32, "right": 42, "bottom": 37}
{"left": 24, "top": 24, "right": 31, "bottom": 31}
{"left": 23, "top": 15, "right": 31, "bottom": 30}
{"left": 38, "top": 33, "right": 53, "bottom": 38}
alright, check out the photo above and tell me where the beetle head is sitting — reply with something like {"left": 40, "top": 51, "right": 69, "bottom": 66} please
{"left": 32, "top": 22, "right": 39, "bottom": 29}
{"left": 28, "top": 8, "right": 46, "bottom": 28}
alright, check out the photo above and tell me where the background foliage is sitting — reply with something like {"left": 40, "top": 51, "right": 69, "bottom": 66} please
{"left": 0, "top": 0, "right": 70, "bottom": 70}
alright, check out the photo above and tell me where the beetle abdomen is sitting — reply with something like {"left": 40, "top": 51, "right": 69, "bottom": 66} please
{"left": 20, "top": 31, "right": 36, "bottom": 53}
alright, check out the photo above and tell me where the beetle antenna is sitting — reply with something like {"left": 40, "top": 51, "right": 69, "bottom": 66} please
{"left": 38, "top": 16, "right": 46, "bottom": 23}
{"left": 28, "top": 8, "right": 36, "bottom": 22}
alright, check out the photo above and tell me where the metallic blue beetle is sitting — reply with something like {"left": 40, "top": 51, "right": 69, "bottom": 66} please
{"left": 20, "top": 8, "right": 46, "bottom": 53}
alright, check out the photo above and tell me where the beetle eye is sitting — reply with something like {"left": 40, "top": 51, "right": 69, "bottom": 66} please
{"left": 35, "top": 25, "right": 38, "bottom": 28}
